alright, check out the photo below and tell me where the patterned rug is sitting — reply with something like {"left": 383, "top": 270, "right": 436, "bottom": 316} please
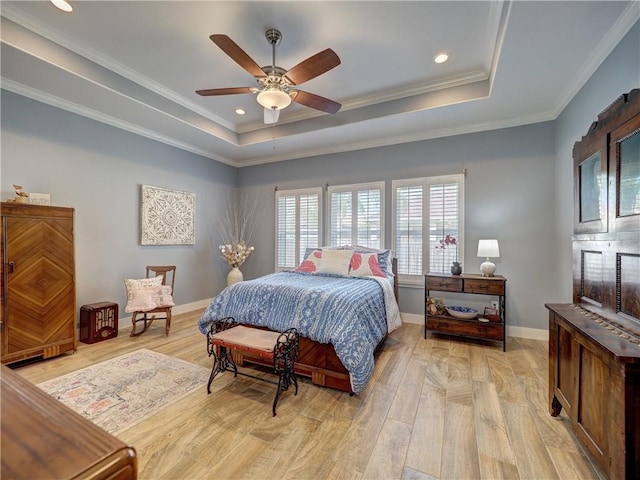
{"left": 37, "top": 349, "right": 209, "bottom": 434}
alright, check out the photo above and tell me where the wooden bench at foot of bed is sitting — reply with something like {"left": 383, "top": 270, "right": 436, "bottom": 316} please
{"left": 231, "top": 335, "right": 353, "bottom": 393}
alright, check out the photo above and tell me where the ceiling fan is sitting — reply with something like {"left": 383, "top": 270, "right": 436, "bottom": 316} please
{"left": 197, "top": 29, "right": 341, "bottom": 124}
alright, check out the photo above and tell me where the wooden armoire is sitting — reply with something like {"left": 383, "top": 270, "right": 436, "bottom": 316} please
{"left": 1, "top": 202, "right": 76, "bottom": 364}
{"left": 546, "top": 89, "right": 639, "bottom": 479}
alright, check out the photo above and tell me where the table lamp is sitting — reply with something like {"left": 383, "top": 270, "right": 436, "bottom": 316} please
{"left": 477, "top": 239, "right": 500, "bottom": 277}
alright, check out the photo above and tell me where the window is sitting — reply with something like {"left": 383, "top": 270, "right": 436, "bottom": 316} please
{"left": 392, "top": 174, "right": 464, "bottom": 283}
{"left": 275, "top": 188, "right": 322, "bottom": 269}
{"left": 328, "top": 182, "right": 384, "bottom": 249}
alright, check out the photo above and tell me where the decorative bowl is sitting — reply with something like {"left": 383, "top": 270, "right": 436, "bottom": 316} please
{"left": 446, "top": 306, "right": 479, "bottom": 319}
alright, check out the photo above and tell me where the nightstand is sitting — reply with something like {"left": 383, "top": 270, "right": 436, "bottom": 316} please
{"left": 424, "top": 273, "right": 507, "bottom": 351}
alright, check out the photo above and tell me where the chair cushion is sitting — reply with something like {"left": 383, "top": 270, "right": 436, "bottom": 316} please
{"left": 124, "top": 276, "right": 175, "bottom": 313}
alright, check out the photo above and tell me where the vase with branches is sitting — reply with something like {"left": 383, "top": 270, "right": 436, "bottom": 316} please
{"left": 218, "top": 193, "right": 259, "bottom": 285}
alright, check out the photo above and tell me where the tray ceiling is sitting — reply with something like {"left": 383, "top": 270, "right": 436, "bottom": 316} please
{"left": 1, "top": 1, "right": 637, "bottom": 167}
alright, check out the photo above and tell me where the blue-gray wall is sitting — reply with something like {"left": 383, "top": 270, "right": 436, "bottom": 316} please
{"left": 1, "top": 91, "right": 237, "bottom": 313}
{"left": 554, "top": 21, "right": 640, "bottom": 300}
{"left": 238, "top": 122, "right": 557, "bottom": 332}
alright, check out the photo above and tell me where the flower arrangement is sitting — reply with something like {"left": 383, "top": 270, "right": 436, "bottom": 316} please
{"left": 219, "top": 241, "right": 254, "bottom": 268}
{"left": 436, "top": 234, "right": 461, "bottom": 274}
{"left": 436, "top": 234, "right": 458, "bottom": 259}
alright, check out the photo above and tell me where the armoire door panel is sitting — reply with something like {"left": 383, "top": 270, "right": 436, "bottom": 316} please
{"left": 1, "top": 203, "right": 76, "bottom": 364}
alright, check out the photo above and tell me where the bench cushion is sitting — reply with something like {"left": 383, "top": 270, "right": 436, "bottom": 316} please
{"left": 210, "top": 325, "right": 283, "bottom": 352}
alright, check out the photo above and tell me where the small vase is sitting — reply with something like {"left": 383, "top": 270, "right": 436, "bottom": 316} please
{"left": 227, "top": 267, "right": 243, "bottom": 286}
{"left": 451, "top": 262, "right": 462, "bottom": 275}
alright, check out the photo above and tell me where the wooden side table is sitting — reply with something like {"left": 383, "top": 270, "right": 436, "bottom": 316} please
{"left": 424, "top": 273, "right": 507, "bottom": 351}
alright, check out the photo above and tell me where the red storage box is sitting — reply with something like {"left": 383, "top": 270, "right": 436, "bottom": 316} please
{"left": 79, "top": 302, "right": 118, "bottom": 344}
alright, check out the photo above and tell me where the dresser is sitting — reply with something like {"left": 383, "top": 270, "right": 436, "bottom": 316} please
{"left": 1, "top": 365, "right": 137, "bottom": 479}
{"left": 1, "top": 203, "right": 77, "bottom": 364}
{"left": 547, "top": 89, "right": 640, "bottom": 479}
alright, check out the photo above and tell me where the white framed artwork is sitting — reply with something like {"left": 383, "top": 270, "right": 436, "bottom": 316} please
{"left": 140, "top": 185, "right": 195, "bottom": 245}
{"left": 29, "top": 193, "right": 51, "bottom": 205}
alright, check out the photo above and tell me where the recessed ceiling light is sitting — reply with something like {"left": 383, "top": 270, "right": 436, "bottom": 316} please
{"left": 235, "top": 108, "right": 246, "bottom": 115}
{"left": 51, "top": 0, "right": 73, "bottom": 12}
{"left": 434, "top": 53, "right": 449, "bottom": 64}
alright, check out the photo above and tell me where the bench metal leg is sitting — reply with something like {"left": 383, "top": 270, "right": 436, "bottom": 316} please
{"left": 272, "top": 328, "right": 299, "bottom": 416}
{"left": 207, "top": 345, "right": 238, "bottom": 394}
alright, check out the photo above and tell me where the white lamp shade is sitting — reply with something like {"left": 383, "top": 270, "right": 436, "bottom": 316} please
{"left": 256, "top": 88, "right": 292, "bottom": 110}
{"left": 477, "top": 239, "right": 500, "bottom": 258}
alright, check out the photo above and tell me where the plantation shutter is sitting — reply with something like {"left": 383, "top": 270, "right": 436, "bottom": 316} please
{"left": 329, "top": 182, "right": 384, "bottom": 248}
{"left": 394, "top": 185, "right": 423, "bottom": 275}
{"left": 392, "top": 174, "right": 464, "bottom": 282}
{"left": 330, "top": 191, "right": 352, "bottom": 246}
{"left": 357, "top": 188, "right": 382, "bottom": 249}
{"left": 299, "top": 193, "right": 320, "bottom": 261}
{"left": 275, "top": 188, "right": 322, "bottom": 269}
{"left": 429, "top": 182, "right": 461, "bottom": 274}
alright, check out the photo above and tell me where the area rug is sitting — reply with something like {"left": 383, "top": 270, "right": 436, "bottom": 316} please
{"left": 37, "top": 349, "right": 209, "bottom": 434}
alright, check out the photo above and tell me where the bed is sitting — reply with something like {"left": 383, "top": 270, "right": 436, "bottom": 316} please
{"left": 198, "top": 249, "right": 400, "bottom": 394}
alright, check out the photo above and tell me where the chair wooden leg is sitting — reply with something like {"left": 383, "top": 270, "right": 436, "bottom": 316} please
{"left": 130, "top": 312, "right": 139, "bottom": 337}
{"left": 130, "top": 313, "right": 154, "bottom": 337}
{"left": 165, "top": 310, "right": 171, "bottom": 335}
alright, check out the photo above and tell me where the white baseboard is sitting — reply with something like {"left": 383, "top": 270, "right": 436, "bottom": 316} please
{"left": 400, "top": 312, "right": 548, "bottom": 341}
{"left": 400, "top": 313, "right": 423, "bottom": 325}
{"left": 118, "top": 298, "right": 212, "bottom": 331}
{"left": 506, "top": 325, "right": 548, "bottom": 341}
{"left": 116, "top": 305, "right": 549, "bottom": 341}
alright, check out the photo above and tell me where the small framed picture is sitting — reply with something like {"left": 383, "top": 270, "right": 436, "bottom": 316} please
{"left": 483, "top": 306, "right": 500, "bottom": 322}
{"left": 29, "top": 193, "right": 51, "bottom": 205}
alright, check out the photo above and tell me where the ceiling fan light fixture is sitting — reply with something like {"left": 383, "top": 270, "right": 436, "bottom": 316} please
{"left": 257, "top": 88, "right": 292, "bottom": 110}
{"left": 51, "top": 0, "right": 73, "bottom": 12}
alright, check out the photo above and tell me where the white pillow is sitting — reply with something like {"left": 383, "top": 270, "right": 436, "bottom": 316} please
{"left": 316, "top": 249, "right": 353, "bottom": 276}
{"left": 124, "top": 276, "right": 175, "bottom": 313}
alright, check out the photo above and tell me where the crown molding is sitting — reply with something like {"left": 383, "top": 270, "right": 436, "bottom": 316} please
{"left": 1, "top": 78, "right": 238, "bottom": 167}
{"left": 234, "top": 110, "right": 555, "bottom": 167}
{"left": 0, "top": 3, "right": 237, "bottom": 131}
{"left": 551, "top": 1, "right": 640, "bottom": 119}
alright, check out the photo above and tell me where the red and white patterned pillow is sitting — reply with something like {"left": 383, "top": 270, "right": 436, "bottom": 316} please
{"left": 349, "top": 252, "right": 386, "bottom": 278}
{"left": 296, "top": 249, "right": 323, "bottom": 272}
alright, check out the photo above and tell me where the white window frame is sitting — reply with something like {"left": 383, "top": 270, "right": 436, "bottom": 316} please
{"left": 327, "top": 181, "right": 385, "bottom": 249}
{"left": 274, "top": 187, "right": 323, "bottom": 270}
{"left": 392, "top": 174, "right": 465, "bottom": 286}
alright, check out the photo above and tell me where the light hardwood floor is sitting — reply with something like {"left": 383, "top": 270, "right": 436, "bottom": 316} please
{"left": 14, "top": 311, "right": 604, "bottom": 480}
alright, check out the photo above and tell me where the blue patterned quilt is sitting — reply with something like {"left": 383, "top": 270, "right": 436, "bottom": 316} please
{"left": 198, "top": 271, "right": 390, "bottom": 393}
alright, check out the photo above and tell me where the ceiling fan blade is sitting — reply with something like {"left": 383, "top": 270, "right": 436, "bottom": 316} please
{"left": 264, "top": 108, "right": 280, "bottom": 125}
{"left": 210, "top": 34, "right": 266, "bottom": 78}
{"left": 196, "top": 87, "right": 254, "bottom": 96}
{"left": 291, "top": 90, "right": 341, "bottom": 114}
{"left": 284, "top": 49, "right": 341, "bottom": 85}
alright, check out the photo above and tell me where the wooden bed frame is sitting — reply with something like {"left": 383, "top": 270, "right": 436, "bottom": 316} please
{"left": 231, "top": 258, "right": 399, "bottom": 393}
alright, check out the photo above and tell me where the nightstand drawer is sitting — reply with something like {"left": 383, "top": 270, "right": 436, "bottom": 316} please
{"left": 426, "top": 276, "right": 463, "bottom": 292}
{"left": 463, "top": 279, "right": 504, "bottom": 295}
